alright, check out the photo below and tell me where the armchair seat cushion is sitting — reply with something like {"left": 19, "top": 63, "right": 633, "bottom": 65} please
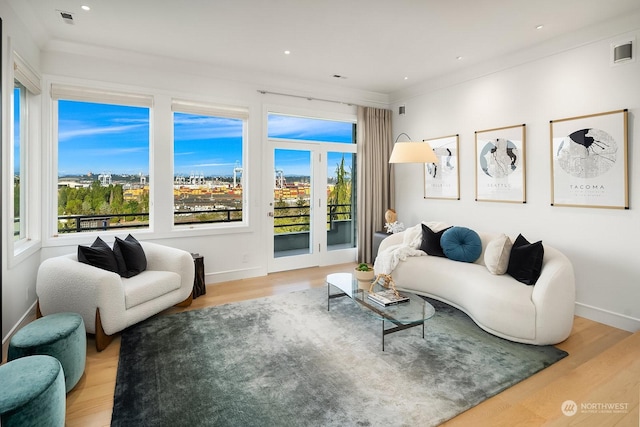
{"left": 124, "top": 271, "right": 182, "bottom": 310}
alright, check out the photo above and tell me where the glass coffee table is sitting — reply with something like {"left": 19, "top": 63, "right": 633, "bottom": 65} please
{"left": 326, "top": 273, "right": 435, "bottom": 351}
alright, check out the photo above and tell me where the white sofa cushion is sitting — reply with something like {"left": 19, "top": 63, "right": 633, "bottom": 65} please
{"left": 123, "top": 270, "right": 182, "bottom": 310}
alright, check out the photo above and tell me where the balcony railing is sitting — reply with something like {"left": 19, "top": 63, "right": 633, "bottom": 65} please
{"left": 273, "top": 203, "right": 352, "bottom": 231}
{"left": 58, "top": 213, "right": 151, "bottom": 233}
{"left": 57, "top": 204, "right": 352, "bottom": 234}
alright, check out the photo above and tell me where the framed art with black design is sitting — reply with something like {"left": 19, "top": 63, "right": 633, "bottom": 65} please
{"left": 475, "top": 124, "right": 526, "bottom": 203}
{"left": 423, "top": 134, "right": 459, "bottom": 200}
{"left": 550, "top": 109, "right": 628, "bottom": 209}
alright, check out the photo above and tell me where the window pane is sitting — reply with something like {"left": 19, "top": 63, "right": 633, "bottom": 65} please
{"left": 57, "top": 100, "right": 150, "bottom": 234}
{"left": 173, "top": 112, "right": 244, "bottom": 226}
{"left": 268, "top": 114, "right": 354, "bottom": 143}
{"left": 273, "top": 149, "right": 312, "bottom": 257}
{"left": 327, "top": 152, "right": 356, "bottom": 250}
{"left": 13, "top": 83, "right": 24, "bottom": 240}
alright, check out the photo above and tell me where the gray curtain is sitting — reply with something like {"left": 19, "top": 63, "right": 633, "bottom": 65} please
{"left": 356, "top": 106, "right": 393, "bottom": 263}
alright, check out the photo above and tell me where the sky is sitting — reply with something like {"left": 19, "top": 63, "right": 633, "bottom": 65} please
{"left": 56, "top": 101, "right": 355, "bottom": 178}
{"left": 14, "top": 87, "right": 21, "bottom": 174}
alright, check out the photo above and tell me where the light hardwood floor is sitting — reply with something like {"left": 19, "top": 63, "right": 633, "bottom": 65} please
{"left": 4, "top": 262, "right": 639, "bottom": 426}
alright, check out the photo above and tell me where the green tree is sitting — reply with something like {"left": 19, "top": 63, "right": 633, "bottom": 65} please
{"left": 328, "top": 155, "right": 352, "bottom": 227}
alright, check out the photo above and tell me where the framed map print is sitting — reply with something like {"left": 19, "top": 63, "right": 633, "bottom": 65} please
{"left": 423, "top": 134, "right": 459, "bottom": 200}
{"left": 550, "top": 109, "right": 628, "bottom": 209}
{"left": 475, "top": 124, "right": 526, "bottom": 203}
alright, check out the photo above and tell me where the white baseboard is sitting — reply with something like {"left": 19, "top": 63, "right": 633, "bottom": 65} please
{"left": 205, "top": 266, "right": 267, "bottom": 285}
{"left": 575, "top": 302, "right": 640, "bottom": 332}
{"left": 2, "top": 300, "right": 38, "bottom": 346}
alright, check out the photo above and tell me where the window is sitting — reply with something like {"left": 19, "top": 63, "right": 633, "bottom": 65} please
{"left": 268, "top": 113, "right": 355, "bottom": 144}
{"left": 13, "top": 82, "right": 26, "bottom": 241}
{"left": 172, "top": 100, "right": 248, "bottom": 227}
{"left": 52, "top": 85, "right": 152, "bottom": 234}
{"left": 12, "top": 52, "right": 41, "bottom": 246}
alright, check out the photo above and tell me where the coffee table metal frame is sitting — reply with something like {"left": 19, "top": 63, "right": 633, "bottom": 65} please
{"left": 326, "top": 273, "right": 435, "bottom": 351}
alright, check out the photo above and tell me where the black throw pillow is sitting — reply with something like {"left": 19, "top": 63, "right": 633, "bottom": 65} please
{"left": 507, "top": 234, "right": 544, "bottom": 285}
{"left": 113, "top": 234, "right": 147, "bottom": 278}
{"left": 420, "top": 224, "right": 452, "bottom": 257}
{"left": 77, "top": 237, "right": 119, "bottom": 273}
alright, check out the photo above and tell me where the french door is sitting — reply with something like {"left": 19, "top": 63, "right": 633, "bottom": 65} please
{"left": 267, "top": 143, "right": 357, "bottom": 273}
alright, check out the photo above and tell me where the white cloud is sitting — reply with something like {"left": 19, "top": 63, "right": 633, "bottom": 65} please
{"left": 58, "top": 123, "right": 146, "bottom": 142}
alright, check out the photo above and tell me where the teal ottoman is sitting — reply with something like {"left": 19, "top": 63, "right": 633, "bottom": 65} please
{"left": 0, "top": 355, "right": 66, "bottom": 427}
{"left": 8, "top": 312, "right": 86, "bottom": 393}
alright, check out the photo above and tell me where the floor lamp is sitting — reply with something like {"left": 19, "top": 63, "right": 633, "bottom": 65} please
{"left": 386, "top": 133, "right": 438, "bottom": 225}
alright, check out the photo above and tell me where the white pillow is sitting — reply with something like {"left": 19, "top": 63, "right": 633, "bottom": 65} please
{"left": 484, "top": 234, "right": 512, "bottom": 275}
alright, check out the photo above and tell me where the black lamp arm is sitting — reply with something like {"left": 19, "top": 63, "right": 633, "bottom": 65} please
{"left": 394, "top": 132, "right": 412, "bottom": 143}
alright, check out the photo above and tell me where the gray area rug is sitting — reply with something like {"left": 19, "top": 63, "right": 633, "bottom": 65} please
{"left": 111, "top": 287, "right": 567, "bottom": 426}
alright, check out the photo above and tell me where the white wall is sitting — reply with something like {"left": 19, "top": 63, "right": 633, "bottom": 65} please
{"left": 1, "top": 1, "right": 45, "bottom": 342}
{"left": 390, "top": 25, "right": 640, "bottom": 331}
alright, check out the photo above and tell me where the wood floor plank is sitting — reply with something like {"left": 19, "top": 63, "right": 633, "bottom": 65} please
{"left": 4, "top": 262, "right": 638, "bottom": 426}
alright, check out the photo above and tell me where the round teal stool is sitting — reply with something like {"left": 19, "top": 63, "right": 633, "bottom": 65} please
{"left": 8, "top": 312, "right": 86, "bottom": 393}
{"left": 0, "top": 355, "right": 66, "bottom": 427}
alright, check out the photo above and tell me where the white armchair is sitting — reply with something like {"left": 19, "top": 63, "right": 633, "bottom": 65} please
{"left": 36, "top": 242, "right": 195, "bottom": 351}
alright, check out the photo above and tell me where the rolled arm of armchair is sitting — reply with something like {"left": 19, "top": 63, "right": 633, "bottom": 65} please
{"left": 36, "top": 255, "right": 126, "bottom": 334}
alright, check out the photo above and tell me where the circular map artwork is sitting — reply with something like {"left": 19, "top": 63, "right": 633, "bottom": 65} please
{"left": 556, "top": 128, "right": 617, "bottom": 178}
{"left": 479, "top": 138, "right": 520, "bottom": 178}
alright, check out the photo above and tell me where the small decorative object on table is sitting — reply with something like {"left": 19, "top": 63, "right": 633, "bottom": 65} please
{"left": 354, "top": 263, "right": 375, "bottom": 286}
{"left": 367, "top": 273, "right": 409, "bottom": 306}
{"left": 384, "top": 209, "right": 405, "bottom": 233}
{"left": 385, "top": 209, "right": 397, "bottom": 224}
{"left": 367, "top": 289, "right": 410, "bottom": 306}
{"left": 384, "top": 221, "right": 405, "bottom": 234}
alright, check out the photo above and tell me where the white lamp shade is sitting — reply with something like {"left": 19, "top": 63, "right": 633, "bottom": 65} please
{"left": 389, "top": 142, "right": 438, "bottom": 164}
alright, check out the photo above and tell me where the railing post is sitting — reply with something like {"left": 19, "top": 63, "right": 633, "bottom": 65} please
{"left": 76, "top": 216, "right": 82, "bottom": 233}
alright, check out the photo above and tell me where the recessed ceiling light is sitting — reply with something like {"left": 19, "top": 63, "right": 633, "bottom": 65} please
{"left": 456, "top": 56, "right": 463, "bottom": 60}
{"left": 284, "top": 50, "right": 291, "bottom": 55}
{"left": 81, "top": 5, "right": 90, "bottom": 11}
{"left": 535, "top": 25, "right": 543, "bottom": 30}
{"left": 403, "top": 76, "right": 409, "bottom": 80}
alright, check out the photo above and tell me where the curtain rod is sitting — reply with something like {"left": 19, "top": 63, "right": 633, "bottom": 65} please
{"left": 257, "top": 90, "right": 355, "bottom": 106}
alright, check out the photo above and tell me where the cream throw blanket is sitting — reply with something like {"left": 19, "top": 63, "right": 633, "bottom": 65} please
{"left": 373, "top": 223, "right": 425, "bottom": 275}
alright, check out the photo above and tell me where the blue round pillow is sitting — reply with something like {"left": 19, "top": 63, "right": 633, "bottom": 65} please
{"left": 440, "top": 226, "right": 482, "bottom": 263}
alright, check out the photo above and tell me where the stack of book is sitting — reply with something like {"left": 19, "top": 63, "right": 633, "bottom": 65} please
{"left": 367, "top": 289, "right": 410, "bottom": 307}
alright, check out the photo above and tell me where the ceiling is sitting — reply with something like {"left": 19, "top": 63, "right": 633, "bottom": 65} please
{"left": 9, "top": 0, "right": 640, "bottom": 94}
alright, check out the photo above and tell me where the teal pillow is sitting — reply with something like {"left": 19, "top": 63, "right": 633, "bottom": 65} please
{"left": 440, "top": 226, "right": 482, "bottom": 263}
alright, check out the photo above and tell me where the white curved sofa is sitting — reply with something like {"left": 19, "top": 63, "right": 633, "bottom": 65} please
{"left": 36, "top": 241, "right": 195, "bottom": 350}
{"left": 375, "top": 223, "right": 575, "bottom": 345}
